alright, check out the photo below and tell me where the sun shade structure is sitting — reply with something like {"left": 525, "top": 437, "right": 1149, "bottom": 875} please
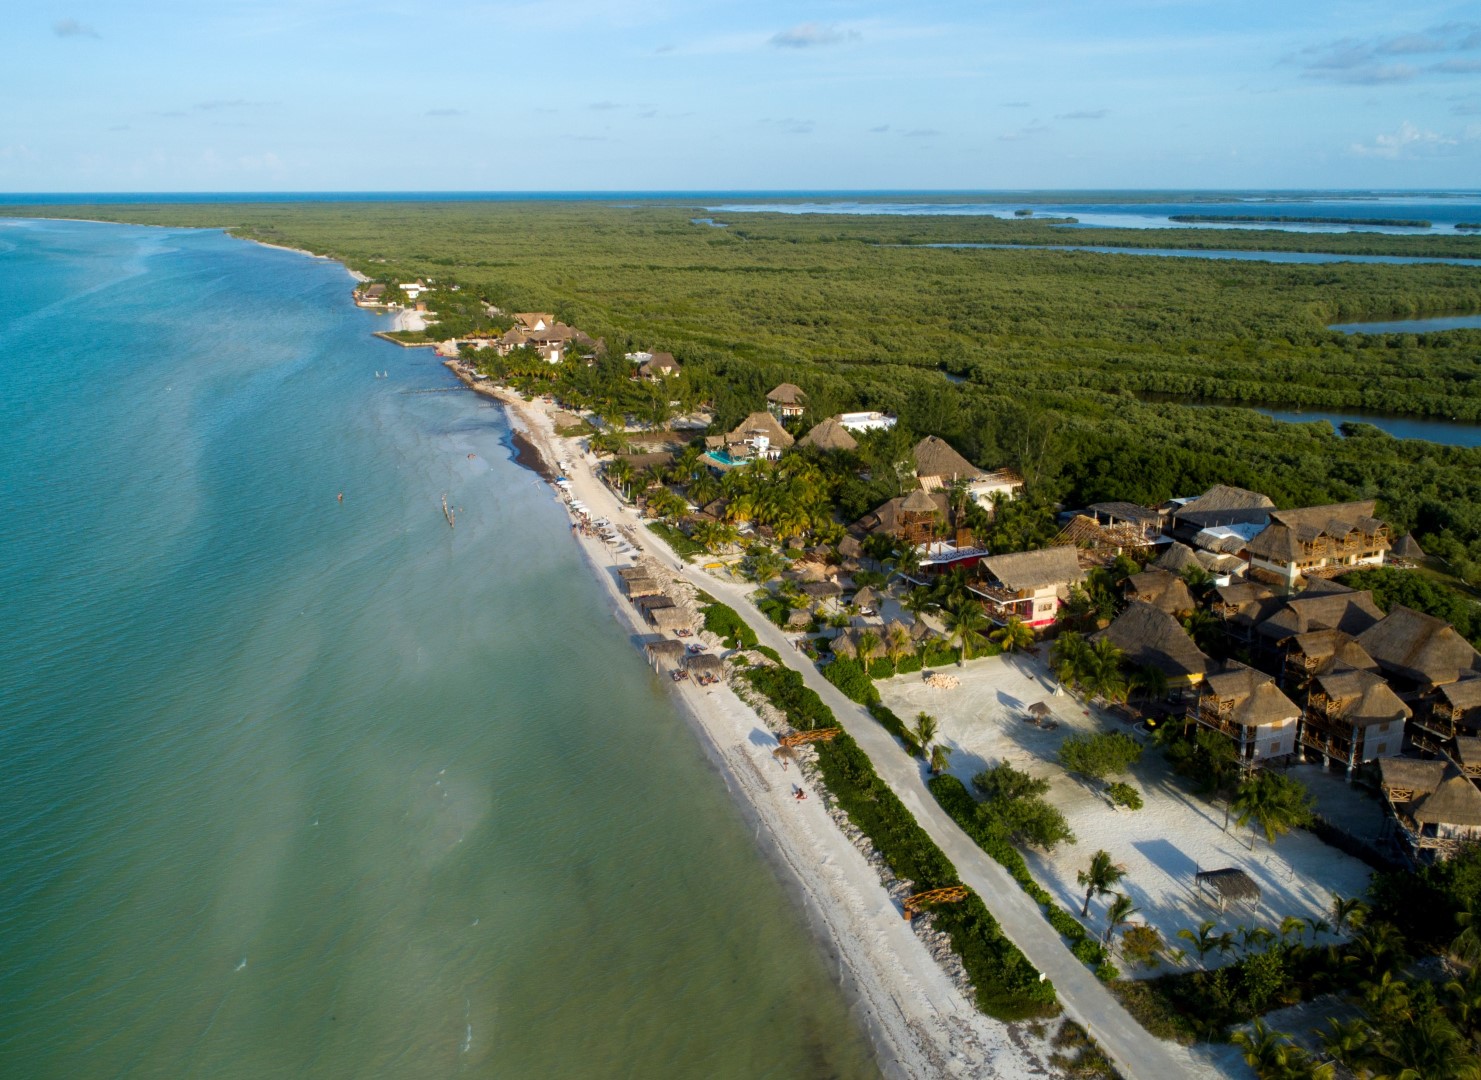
{"left": 798, "top": 417, "right": 859, "bottom": 452}
{"left": 1195, "top": 868, "right": 1261, "bottom": 910}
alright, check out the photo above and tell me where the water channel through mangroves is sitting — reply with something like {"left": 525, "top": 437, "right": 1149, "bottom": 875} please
{"left": 0, "top": 219, "right": 877, "bottom": 1080}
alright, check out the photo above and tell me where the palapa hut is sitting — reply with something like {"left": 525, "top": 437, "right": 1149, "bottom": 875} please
{"left": 1192, "top": 662, "right": 1302, "bottom": 763}
{"left": 1210, "top": 581, "right": 1280, "bottom": 643}
{"left": 1255, "top": 588, "right": 1385, "bottom": 653}
{"left": 1455, "top": 736, "right": 1481, "bottom": 780}
{"left": 798, "top": 418, "right": 858, "bottom": 452}
{"left": 685, "top": 653, "right": 726, "bottom": 679}
{"left": 765, "top": 382, "right": 808, "bottom": 419}
{"left": 911, "top": 436, "right": 984, "bottom": 492}
{"left": 645, "top": 638, "right": 686, "bottom": 670}
{"left": 624, "top": 575, "right": 663, "bottom": 599}
{"left": 831, "top": 628, "right": 889, "bottom": 662}
{"left": 1390, "top": 532, "right": 1425, "bottom": 566}
{"left": 649, "top": 605, "right": 692, "bottom": 634}
{"left": 1154, "top": 542, "right": 1205, "bottom": 575}
{"left": 1302, "top": 668, "right": 1411, "bottom": 775}
{"left": 1124, "top": 570, "right": 1197, "bottom": 617}
{"left": 1093, "top": 602, "right": 1209, "bottom": 685}
{"left": 853, "top": 490, "right": 952, "bottom": 547}
{"left": 1357, "top": 605, "right": 1481, "bottom": 693}
{"left": 1380, "top": 759, "right": 1481, "bottom": 859}
{"left": 851, "top": 586, "right": 880, "bottom": 614}
{"left": 1195, "top": 868, "right": 1261, "bottom": 912}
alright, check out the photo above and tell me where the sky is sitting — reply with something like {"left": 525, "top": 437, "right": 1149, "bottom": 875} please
{"left": 3, "top": 0, "right": 1481, "bottom": 191}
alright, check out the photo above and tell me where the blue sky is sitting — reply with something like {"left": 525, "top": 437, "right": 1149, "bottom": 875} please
{"left": 4, "top": 0, "right": 1480, "bottom": 190}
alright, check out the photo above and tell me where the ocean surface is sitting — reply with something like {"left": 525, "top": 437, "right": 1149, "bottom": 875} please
{"left": 902, "top": 243, "right": 1481, "bottom": 267}
{"left": 0, "top": 220, "right": 876, "bottom": 1079}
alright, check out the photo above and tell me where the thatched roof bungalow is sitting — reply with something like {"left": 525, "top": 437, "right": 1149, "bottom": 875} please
{"left": 1193, "top": 662, "right": 1302, "bottom": 763}
{"left": 1244, "top": 501, "right": 1390, "bottom": 589}
{"left": 645, "top": 638, "right": 686, "bottom": 669}
{"left": 650, "top": 606, "right": 692, "bottom": 633}
{"left": 1167, "top": 485, "right": 1274, "bottom": 540}
{"left": 798, "top": 418, "right": 858, "bottom": 452}
{"left": 971, "top": 546, "right": 1084, "bottom": 628}
{"left": 1380, "top": 759, "right": 1481, "bottom": 859}
{"left": 1283, "top": 629, "right": 1378, "bottom": 689}
{"left": 1357, "top": 605, "right": 1481, "bottom": 693}
{"left": 1423, "top": 679, "right": 1481, "bottom": 743}
{"left": 1125, "top": 570, "right": 1197, "bottom": 617}
{"left": 1094, "top": 602, "right": 1209, "bottom": 684}
{"left": 1303, "top": 668, "right": 1411, "bottom": 775}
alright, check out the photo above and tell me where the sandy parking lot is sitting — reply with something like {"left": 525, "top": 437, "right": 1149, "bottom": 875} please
{"left": 877, "top": 652, "right": 1375, "bottom": 975}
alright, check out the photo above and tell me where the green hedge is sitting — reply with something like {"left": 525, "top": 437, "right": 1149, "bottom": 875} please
{"left": 867, "top": 701, "right": 911, "bottom": 744}
{"left": 646, "top": 521, "right": 705, "bottom": 559}
{"left": 930, "top": 775, "right": 1116, "bottom": 979}
{"left": 743, "top": 667, "right": 1058, "bottom": 1019}
{"left": 753, "top": 644, "right": 783, "bottom": 665}
{"left": 701, "top": 601, "right": 758, "bottom": 650}
{"left": 821, "top": 656, "right": 880, "bottom": 705}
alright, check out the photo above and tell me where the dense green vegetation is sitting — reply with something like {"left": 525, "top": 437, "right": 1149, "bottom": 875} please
{"left": 1168, "top": 215, "right": 1432, "bottom": 228}
{"left": 11, "top": 200, "right": 1481, "bottom": 577}
{"left": 740, "top": 664, "right": 1058, "bottom": 1018}
{"left": 1337, "top": 566, "right": 1481, "bottom": 645}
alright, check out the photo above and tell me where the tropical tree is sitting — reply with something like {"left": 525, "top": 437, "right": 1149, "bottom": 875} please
{"left": 1178, "top": 920, "right": 1235, "bottom": 968}
{"left": 902, "top": 587, "right": 936, "bottom": 621}
{"left": 1316, "top": 1018, "right": 1372, "bottom": 1076}
{"left": 1231, "top": 772, "right": 1316, "bottom": 848}
{"left": 929, "top": 743, "right": 954, "bottom": 775}
{"left": 644, "top": 486, "right": 687, "bottom": 523}
{"left": 883, "top": 622, "right": 914, "bottom": 674}
{"left": 1345, "top": 921, "right": 1408, "bottom": 983}
{"left": 1103, "top": 893, "right": 1138, "bottom": 944}
{"left": 890, "top": 543, "right": 924, "bottom": 583}
{"left": 1366, "top": 1006, "right": 1474, "bottom": 1080}
{"left": 1182, "top": 606, "right": 1224, "bottom": 654}
{"left": 1058, "top": 731, "right": 1143, "bottom": 784}
{"left": 1331, "top": 893, "right": 1368, "bottom": 935}
{"left": 605, "top": 457, "right": 635, "bottom": 498}
{"left": 691, "top": 520, "right": 739, "bottom": 554}
{"left": 990, "top": 615, "right": 1035, "bottom": 654}
{"left": 913, "top": 711, "right": 939, "bottom": 750}
{"left": 1231, "top": 1019, "right": 1333, "bottom": 1080}
{"left": 854, "top": 629, "right": 882, "bottom": 668}
{"left": 1128, "top": 663, "right": 1169, "bottom": 702}
{"left": 1077, "top": 849, "right": 1126, "bottom": 918}
{"left": 942, "top": 600, "right": 990, "bottom": 665}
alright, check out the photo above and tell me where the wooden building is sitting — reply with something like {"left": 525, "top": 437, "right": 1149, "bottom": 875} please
{"left": 1192, "top": 663, "right": 1302, "bottom": 764}
{"left": 1302, "top": 668, "right": 1411, "bottom": 776}
{"left": 1357, "top": 605, "right": 1481, "bottom": 695}
{"left": 1243, "top": 501, "right": 1390, "bottom": 590}
{"left": 1379, "top": 759, "right": 1481, "bottom": 860}
{"left": 969, "top": 547, "right": 1084, "bottom": 628}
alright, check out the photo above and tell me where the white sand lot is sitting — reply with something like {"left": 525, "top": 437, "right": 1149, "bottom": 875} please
{"left": 877, "top": 652, "right": 1375, "bottom": 976}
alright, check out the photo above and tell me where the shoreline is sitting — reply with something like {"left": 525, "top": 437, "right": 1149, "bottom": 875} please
{"left": 441, "top": 359, "right": 1062, "bottom": 1078}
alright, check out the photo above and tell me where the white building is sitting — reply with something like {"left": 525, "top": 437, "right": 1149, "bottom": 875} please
{"left": 837, "top": 411, "right": 897, "bottom": 433}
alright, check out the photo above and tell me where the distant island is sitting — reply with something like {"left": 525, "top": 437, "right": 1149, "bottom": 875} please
{"left": 1457, "top": 223, "right": 1481, "bottom": 231}
{"left": 1169, "top": 214, "right": 1432, "bottom": 228}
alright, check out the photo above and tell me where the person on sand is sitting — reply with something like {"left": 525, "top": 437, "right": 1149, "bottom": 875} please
{"left": 793, "top": 786, "right": 806, "bottom": 801}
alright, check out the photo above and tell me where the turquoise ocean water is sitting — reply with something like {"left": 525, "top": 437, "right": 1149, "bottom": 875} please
{"left": 0, "top": 220, "right": 875, "bottom": 1079}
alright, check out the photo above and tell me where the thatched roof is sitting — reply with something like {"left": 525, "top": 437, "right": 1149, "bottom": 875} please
{"left": 839, "top": 534, "right": 864, "bottom": 559}
{"left": 799, "top": 418, "right": 859, "bottom": 452}
{"left": 1201, "top": 663, "right": 1301, "bottom": 727}
{"left": 1314, "top": 668, "right": 1413, "bottom": 727}
{"left": 1455, "top": 736, "right": 1481, "bottom": 767}
{"left": 617, "top": 566, "right": 651, "bottom": 581}
{"left": 1380, "top": 757, "right": 1447, "bottom": 799}
{"left": 638, "top": 352, "right": 680, "bottom": 377}
{"left": 1246, "top": 501, "right": 1387, "bottom": 562}
{"left": 1125, "top": 570, "right": 1197, "bottom": 615}
{"left": 786, "top": 609, "right": 812, "bottom": 628}
{"left": 1172, "top": 485, "right": 1274, "bottom": 531}
{"left": 646, "top": 639, "right": 686, "bottom": 662}
{"left": 766, "top": 382, "right": 807, "bottom": 405}
{"left": 1440, "top": 679, "right": 1481, "bottom": 713}
{"left": 1028, "top": 701, "right": 1053, "bottom": 718}
{"left": 980, "top": 547, "right": 1084, "bottom": 592}
{"left": 1358, "top": 606, "right": 1481, "bottom": 688}
{"left": 852, "top": 586, "right": 880, "bottom": 609}
{"left": 624, "top": 577, "right": 663, "bottom": 597}
{"left": 1393, "top": 532, "right": 1425, "bottom": 559}
{"left": 800, "top": 580, "right": 844, "bottom": 599}
{"left": 1196, "top": 868, "right": 1260, "bottom": 903}
{"left": 833, "top": 629, "right": 888, "bottom": 660}
{"left": 1257, "top": 590, "right": 1384, "bottom": 643}
{"left": 1094, "top": 602, "right": 1209, "bottom": 679}
{"left": 727, "top": 411, "right": 795, "bottom": 448}
{"left": 1412, "top": 765, "right": 1481, "bottom": 827}
{"left": 685, "top": 653, "right": 725, "bottom": 675}
{"left": 1155, "top": 542, "right": 1204, "bottom": 574}
{"left": 650, "top": 606, "right": 692, "bottom": 632}
{"left": 1053, "top": 514, "right": 1117, "bottom": 549}
{"left": 855, "top": 491, "right": 951, "bottom": 537}
{"left": 911, "top": 436, "right": 983, "bottom": 482}
{"left": 634, "top": 594, "right": 675, "bottom": 614}
{"left": 1288, "top": 629, "right": 1378, "bottom": 675}
{"left": 901, "top": 487, "right": 940, "bottom": 514}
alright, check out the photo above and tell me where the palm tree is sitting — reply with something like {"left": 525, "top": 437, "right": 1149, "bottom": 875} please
{"left": 687, "top": 470, "right": 721, "bottom": 506}
{"left": 1368, "top": 1007, "right": 1473, "bottom": 1080}
{"left": 605, "top": 457, "right": 634, "bottom": 499}
{"left": 913, "top": 711, "right": 939, "bottom": 751}
{"left": 1231, "top": 771, "right": 1316, "bottom": 848}
{"left": 1451, "top": 901, "right": 1481, "bottom": 967}
{"left": 1128, "top": 663, "right": 1169, "bottom": 702}
{"left": 943, "top": 600, "right": 990, "bottom": 666}
{"left": 1346, "top": 922, "right": 1407, "bottom": 983}
{"left": 692, "top": 521, "right": 739, "bottom": 554}
{"left": 854, "top": 629, "right": 882, "bottom": 668}
{"left": 1238, "top": 925, "right": 1275, "bottom": 955}
{"left": 1330, "top": 893, "right": 1368, "bottom": 935}
{"left": 1083, "top": 637, "right": 1129, "bottom": 702}
{"left": 1445, "top": 966, "right": 1481, "bottom": 1033}
{"left": 1304, "top": 916, "right": 1331, "bottom": 943}
{"left": 890, "top": 543, "right": 924, "bottom": 583}
{"left": 1051, "top": 631, "right": 1090, "bottom": 688}
{"left": 1278, "top": 915, "right": 1307, "bottom": 947}
{"left": 990, "top": 615, "right": 1035, "bottom": 654}
{"left": 1182, "top": 607, "right": 1224, "bottom": 654}
{"left": 902, "top": 587, "right": 936, "bottom": 621}
{"left": 929, "top": 743, "right": 954, "bottom": 775}
{"left": 883, "top": 622, "right": 914, "bottom": 675}
{"left": 1178, "top": 920, "right": 1235, "bottom": 968}
{"left": 1316, "top": 1017, "right": 1372, "bottom": 1076}
{"left": 1231, "top": 1020, "right": 1332, "bottom": 1079}
{"left": 1077, "top": 849, "right": 1126, "bottom": 917}
{"left": 1103, "top": 893, "right": 1137, "bottom": 944}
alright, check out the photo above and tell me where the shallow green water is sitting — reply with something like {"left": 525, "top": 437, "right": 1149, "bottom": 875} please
{"left": 0, "top": 220, "right": 877, "bottom": 1079}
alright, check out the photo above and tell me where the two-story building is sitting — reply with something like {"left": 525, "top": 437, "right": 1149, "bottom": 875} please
{"left": 1301, "top": 668, "right": 1411, "bottom": 776}
{"left": 969, "top": 546, "right": 1084, "bottom": 628}
{"left": 1192, "top": 663, "right": 1302, "bottom": 764}
{"left": 1243, "top": 501, "right": 1390, "bottom": 591}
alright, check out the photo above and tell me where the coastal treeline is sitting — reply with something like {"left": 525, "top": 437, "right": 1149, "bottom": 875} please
{"left": 12, "top": 200, "right": 1481, "bottom": 577}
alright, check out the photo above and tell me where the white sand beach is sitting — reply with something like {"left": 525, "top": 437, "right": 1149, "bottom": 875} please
{"left": 441, "top": 364, "right": 1084, "bottom": 1079}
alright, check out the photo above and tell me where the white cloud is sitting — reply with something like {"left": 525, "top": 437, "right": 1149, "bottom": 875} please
{"left": 53, "top": 18, "right": 99, "bottom": 38}
{"left": 1350, "top": 121, "right": 1458, "bottom": 159}
{"left": 770, "top": 23, "right": 859, "bottom": 49}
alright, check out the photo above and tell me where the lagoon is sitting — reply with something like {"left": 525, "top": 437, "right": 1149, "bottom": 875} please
{"left": 1328, "top": 314, "right": 1481, "bottom": 334}
{"left": 900, "top": 243, "right": 1481, "bottom": 268}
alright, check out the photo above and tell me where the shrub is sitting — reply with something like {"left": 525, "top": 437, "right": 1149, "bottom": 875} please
{"left": 753, "top": 644, "right": 783, "bottom": 665}
{"left": 701, "top": 601, "right": 758, "bottom": 650}
{"left": 867, "top": 657, "right": 895, "bottom": 679}
{"left": 868, "top": 701, "right": 911, "bottom": 744}
{"left": 822, "top": 656, "right": 880, "bottom": 705}
{"left": 1106, "top": 782, "right": 1144, "bottom": 810}
{"left": 1059, "top": 731, "right": 1143, "bottom": 782}
{"left": 1119, "top": 925, "right": 1165, "bottom": 969}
